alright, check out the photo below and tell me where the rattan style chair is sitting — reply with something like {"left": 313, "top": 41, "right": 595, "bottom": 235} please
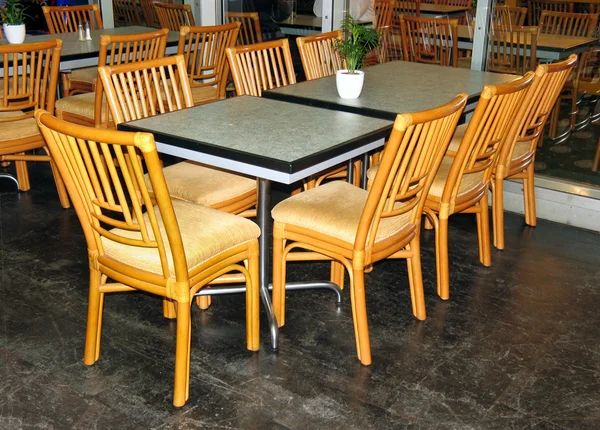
{"left": 141, "top": 0, "right": 173, "bottom": 27}
{"left": 296, "top": 30, "right": 345, "bottom": 81}
{"left": 494, "top": 5, "right": 527, "bottom": 27}
{"left": 226, "top": 39, "right": 296, "bottom": 97}
{"left": 374, "top": 0, "right": 395, "bottom": 29}
{"left": 113, "top": 0, "right": 143, "bottom": 26}
{"left": 35, "top": 108, "right": 260, "bottom": 408}
{"left": 488, "top": 26, "right": 538, "bottom": 75}
{"left": 42, "top": 5, "right": 104, "bottom": 97}
{"left": 177, "top": 23, "right": 240, "bottom": 105}
{"left": 492, "top": 55, "right": 577, "bottom": 250}
{"left": 225, "top": 11, "right": 263, "bottom": 45}
{"left": 400, "top": 16, "right": 459, "bottom": 67}
{"left": 538, "top": 10, "right": 599, "bottom": 37}
{"left": 0, "top": 40, "right": 69, "bottom": 208}
{"left": 527, "top": 0, "right": 573, "bottom": 26}
{"left": 55, "top": 29, "right": 169, "bottom": 128}
{"left": 394, "top": 1, "right": 421, "bottom": 19}
{"left": 271, "top": 94, "right": 467, "bottom": 365}
{"left": 155, "top": 3, "right": 195, "bottom": 30}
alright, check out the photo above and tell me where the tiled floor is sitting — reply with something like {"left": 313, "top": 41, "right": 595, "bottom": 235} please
{"left": 1, "top": 163, "right": 599, "bottom": 429}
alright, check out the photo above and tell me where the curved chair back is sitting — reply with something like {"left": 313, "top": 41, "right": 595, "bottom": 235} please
{"left": 538, "top": 11, "right": 599, "bottom": 37}
{"left": 400, "top": 15, "right": 458, "bottom": 67}
{"left": 42, "top": 4, "right": 103, "bottom": 33}
{"left": 488, "top": 26, "right": 538, "bottom": 75}
{"left": 225, "top": 11, "right": 263, "bottom": 45}
{"left": 226, "top": 39, "right": 296, "bottom": 97}
{"left": 155, "top": 3, "right": 195, "bottom": 30}
{"left": 140, "top": 0, "right": 173, "bottom": 28}
{"left": 113, "top": 0, "right": 143, "bottom": 26}
{"left": 177, "top": 23, "right": 240, "bottom": 102}
{"left": 296, "top": 30, "right": 346, "bottom": 80}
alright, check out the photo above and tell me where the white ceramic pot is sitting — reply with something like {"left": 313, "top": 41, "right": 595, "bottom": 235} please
{"left": 3, "top": 23, "right": 26, "bottom": 44}
{"left": 336, "top": 69, "right": 365, "bottom": 99}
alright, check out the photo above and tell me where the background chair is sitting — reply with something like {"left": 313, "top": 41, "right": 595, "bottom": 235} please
{"left": 400, "top": 16, "right": 459, "bottom": 67}
{"left": 35, "top": 108, "right": 260, "bottom": 408}
{"left": 42, "top": 4, "right": 104, "bottom": 97}
{"left": 378, "top": 24, "right": 403, "bottom": 63}
{"left": 141, "top": 0, "right": 173, "bottom": 27}
{"left": 374, "top": 0, "right": 395, "bottom": 29}
{"left": 492, "top": 55, "right": 577, "bottom": 250}
{"left": 271, "top": 94, "right": 467, "bottom": 366}
{"left": 177, "top": 23, "right": 240, "bottom": 105}
{"left": 55, "top": 29, "right": 169, "bottom": 128}
{"left": 155, "top": 3, "right": 195, "bottom": 30}
{"left": 527, "top": 0, "right": 573, "bottom": 26}
{"left": 0, "top": 40, "right": 69, "bottom": 208}
{"left": 394, "top": 1, "right": 421, "bottom": 19}
{"left": 296, "top": 30, "right": 345, "bottom": 81}
{"left": 225, "top": 11, "right": 263, "bottom": 45}
{"left": 487, "top": 26, "right": 537, "bottom": 75}
{"left": 113, "top": 0, "right": 143, "bottom": 26}
{"left": 537, "top": 10, "right": 599, "bottom": 37}
{"left": 494, "top": 5, "right": 528, "bottom": 27}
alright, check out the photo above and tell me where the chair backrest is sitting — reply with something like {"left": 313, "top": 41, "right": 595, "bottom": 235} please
{"left": 155, "top": 3, "right": 195, "bottom": 31}
{"left": 538, "top": 11, "right": 599, "bottom": 37}
{"left": 374, "top": 0, "right": 395, "bottom": 28}
{"left": 488, "top": 26, "right": 537, "bottom": 75}
{"left": 113, "top": 0, "right": 143, "bottom": 27}
{"left": 296, "top": 30, "right": 346, "bottom": 80}
{"left": 177, "top": 23, "right": 240, "bottom": 101}
{"left": 400, "top": 16, "right": 459, "bottom": 67}
{"left": 226, "top": 39, "right": 296, "bottom": 97}
{"left": 0, "top": 40, "right": 62, "bottom": 121}
{"left": 35, "top": 110, "right": 189, "bottom": 282}
{"left": 440, "top": 73, "right": 534, "bottom": 206}
{"left": 98, "top": 55, "right": 193, "bottom": 125}
{"left": 225, "top": 11, "right": 263, "bottom": 45}
{"left": 527, "top": 0, "right": 573, "bottom": 26}
{"left": 497, "top": 54, "right": 577, "bottom": 171}
{"left": 378, "top": 24, "right": 403, "bottom": 62}
{"left": 92, "top": 29, "right": 169, "bottom": 126}
{"left": 574, "top": 47, "right": 600, "bottom": 95}
{"left": 357, "top": 94, "right": 467, "bottom": 251}
{"left": 394, "top": 1, "right": 421, "bottom": 20}
{"left": 494, "top": 5, "right": 527, "bottom": 27}
{"left": 436, "top": 0, "right": 472, "bottom": 6}
{"left": 140, "top": 0, "right": 173, "bottom": 28}
{"left": 42, "top": 4, "right": 104, "bottom": 33}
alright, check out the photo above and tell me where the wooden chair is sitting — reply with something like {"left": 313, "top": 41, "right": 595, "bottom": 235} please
{"left": 140, "top": 0, "right": 173, "bottom": 28}
{"left": 0, "top": 40, "right": 69, "bottom": 208}
{"left": 35, "top": 108, "right": 260, "bottom": 408}
{"left": 422, "top": 73, "right": 534, "bottom": 300}
{"left": 55, "top": 29, "right": 169, "bottom": 128}
{"left": 296, "top": 30, "right": 345, "bottom": 81}
{"left": 42, "top": 5, "right": 104, "bottom": 97}
{"left": 400, "top": 16, "right": 459, "bottom": 67}
{"left": 527, "top": 0, "right": 573, "bottom": 26}
{"left": 113, "top": 0, "right": 143, "bottom": 27}
{"left": 155, "top": 3, "right": 195, "bottom": 31}
{"left": 271, "top": 94, "right": 467, "bottom": 366}
{"left": 374, "top": 0, "right": 395, "bottom": 29}
{"left": 437, "top": 0, "right": 471, "bottom": 6}
{"left": 378, "top": 24, "right": 403, "bottom": 63}
{"left": 494, "top": 5, "right": 528, "bottom": 27}
{"left": 492, "top": 55, "right": 577, "bottom": 250}
{"left": 225, "top": 11, "right": 263, "bottom": 45}
{"left": 538, "top": 10, "right": 599, "bottom": 37}
{"left": 42, "top": 4, "right": 103, "bottom": 33}
{"left": 488, "top": 26, "right": 538, "bottom": 75}
{"left": 226, "top": 39, "right": 296, "bottom": 97}
{"left": 393, "top": 1, "right": 421, "bottom": 20}
{"left": 177, "top": 23, "right": 240, "bottom": 105}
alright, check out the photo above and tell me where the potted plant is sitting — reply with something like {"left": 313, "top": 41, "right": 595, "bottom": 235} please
{"left": 334, "top": 15, "right": 380, "bottom": 99}
{"left": 1, "top": 0, "right": 28, "bottom": 44}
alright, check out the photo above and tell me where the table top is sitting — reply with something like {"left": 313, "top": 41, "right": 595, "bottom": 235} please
{"left": 263, "top": 61, "right": 515, "bottom": 121}
{"left": 118, "top": 96, "right": 392, "bottom": 182}
{"left": 278, "top": 14, "right": 322, "bottom": 29}
{"left": 458, "top": 25, "right": 598, "bottom": 52}
{"left": 420, "top": 4, "right": 471, "bottom": 14}
{"left": 0, "top": 27, "right": 179, "bottom": 63}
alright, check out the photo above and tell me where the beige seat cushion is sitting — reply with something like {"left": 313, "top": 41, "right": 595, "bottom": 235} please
{"left": 191, "top": 85, "right": 218, "bottom": 104}
{"left": 511, "top": 141, "right": 530, "bottom": 160}
{"left": 101, "top": 200, "right": 260, "bottom": 275}
{"left": 146, "top": 161, "right": 256, "bottom": 207}
{"left": 428, "top": 156, "right": 485, "bottom": 198}
{"left": 272, "top": 181, "right": 413, "bottom": 246}
{"left": 447, "top": 122, "right": 467, "bottom": 153}
{"left": 55, "top": 92, "right": 112, "bottom": 122}
{"left": 69, "top": 66, "right": 98, "bottom": 85}
{"left": 0, "top": 111, "right": 41, "bottom": 142}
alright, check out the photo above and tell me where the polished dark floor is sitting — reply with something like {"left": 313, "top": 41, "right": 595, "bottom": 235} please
{"left": 1, "top": 163, "right": 600, "bottom": 429}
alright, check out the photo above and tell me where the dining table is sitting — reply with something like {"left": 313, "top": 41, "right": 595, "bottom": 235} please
{"left": 118, "top": 96, "right": 393, "bottom": 351}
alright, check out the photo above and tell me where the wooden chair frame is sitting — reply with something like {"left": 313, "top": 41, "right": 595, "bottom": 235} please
{"left": 225, "top": 11, "right": 263, "bottom": 45}
{"left": 527, "top": 0, "right": 574, "bottom": 26}
{"left": 537, "top": 10, "right": 599, "bottom": 37}
{"left": 374, "top": 0, "right": 395, "bottom": 29}
{"left": 494, "top": 5, "right": 528, "bottom": 28}
{"left": 155, "top": 3, "right": 195, "bottom": 31}
{"left": 393, "top": 1, "right": 421, "bottom": 20}
{"left": 35, "top": 108, "right": 260, "bottom": 408}
{"left": 141, "top": 0, "right": 173, "bottom": 28}
{"left": 296, "top": 30, "right": 345, "bottom": 81}
{"left": 0, "top": 40, "right": 69, "bottom": 208}
{"left": 113, "top": 0, "right": 143, "bottom": 27}
{"left": 272, "top": 94, "right": 467, "bottom": 366}
{"left": 488, "top": 25, "right": 538, "bottom": 76}
{"left": 400, "top": 16, "right": 459, "bottom": 67}
{"left": 42, "top": 4, "right": 103, "bottom": 34}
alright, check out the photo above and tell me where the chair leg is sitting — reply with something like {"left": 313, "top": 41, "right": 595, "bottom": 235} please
{"left": 436, "top": 216, "right": 450, "bottom": 300}
{"left": 406, "top": 236, "right": 427, "bottom": 320}
{"left": 61, "top": 72, "right": 71, "bottom": 97}
{"left": 15, "top": 160, "right": 30, "bottom": 191}
{"left": 523, "top": 165, "right": 537, "bottom": 227}
{"left": 246, "top": 246, "right": 260, "bottom": 351}
{"left": 48, "top": 158, "right": 71, "bottom": 209}
{"left": 84, "top": 268, "right": 103, "bottom": 365}
{"left": 163, "top": 298, "right": 177, "bottom": 319}
{"left": 271, "top": 225, "right": 287, "bottom": 328}
{"left": 593, "top": 135, "right": 600, "bottom": 172}
{"left": 330, "top": 261, "right": 345, "bottom": 289}
{"left": 476, "top": 193, "right": 492, "bottom": 267}
{"left": 492, "top": 176, "right": 506, "bottom": 250}
{"left": 548, "top": 98, "right": 560, "bottom": 141}
{"left": 173, "top": 301, "right": 191, "bottom": 408}
{"left": 350, "top": 266, "right": 372, "bottom": 365}
{"left": 195, "top": 295, "right": 212, "bottom": 310}
{"left": 570, "top": 88, "right": 578, "bottom": 130}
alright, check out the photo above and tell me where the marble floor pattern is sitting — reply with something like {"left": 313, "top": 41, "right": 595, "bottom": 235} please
{"left": 1, "top": 162, "right": 599, "bottom": 430}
